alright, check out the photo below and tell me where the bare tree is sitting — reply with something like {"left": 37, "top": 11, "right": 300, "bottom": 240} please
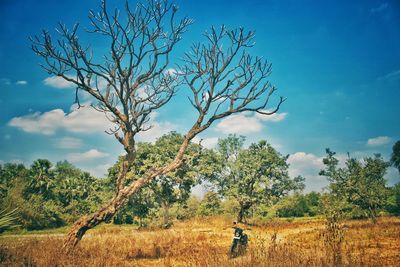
{"left": 31, "top": 0, "right": 285, "bottom": 252}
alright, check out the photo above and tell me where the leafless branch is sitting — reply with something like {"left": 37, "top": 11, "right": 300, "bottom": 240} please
{"left": 180, "top": 25, "right": 285, "bottom": 135}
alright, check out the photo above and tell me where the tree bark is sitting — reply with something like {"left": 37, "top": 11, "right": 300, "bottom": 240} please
{"left": 63, "top": 130, "right": 196, "bottom": 253}
{"left": 161, "top": 200, "right": 171, "bottom": 228}
{"left": 237, "top": 206, "right": 245, "bottom": 223}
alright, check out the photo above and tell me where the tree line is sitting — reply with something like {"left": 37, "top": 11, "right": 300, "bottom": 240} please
{"left": 1, "top": 134, "right": 399, "bottom": 232}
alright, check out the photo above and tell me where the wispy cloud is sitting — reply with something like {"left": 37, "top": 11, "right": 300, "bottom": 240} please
{"left": 378, "top": 69, "right": 400, "bottom": 82}
{"left": 0, "top": 78, "right": 11, "bottom": 86}
{"left": 16, "top": 80, "right": 28, "bottom": 85}
{"left": 256, "top": 111, "right": 288, "bottom": 122}
{"left": 367, "top": 136, "right": 392, "bottom": 146}
{"left": 370, "top": 3, "right": 389, "bottom": 14}
{"left": 66, "top": 149, "right": 109, "bottom": 162}
{"left": 54, "top": 137, "right": 83, "bottom": 149}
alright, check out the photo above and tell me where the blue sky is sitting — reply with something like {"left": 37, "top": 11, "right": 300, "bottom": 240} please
{"left": 0, "top": 0, "right": 399, "bottom": 192}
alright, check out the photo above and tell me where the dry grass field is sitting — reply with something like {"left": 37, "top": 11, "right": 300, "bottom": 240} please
{"left": 1, "top": 216, "right": 399, "bottom": 266}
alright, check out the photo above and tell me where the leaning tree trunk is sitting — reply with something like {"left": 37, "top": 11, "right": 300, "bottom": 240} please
{"left": 63, "top": 193, "right": 125, "bottom": 251}
{"left": 63, "top": 134, "right": 194, "bottom": 252}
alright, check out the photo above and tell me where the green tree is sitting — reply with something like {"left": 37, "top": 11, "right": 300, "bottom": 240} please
{"left": 109, "top": 132, "right": 203, "bottom": 227}
{"left": 27, "top": 159, "right": 54, "bottom": 199}
{"left": 208, "top": 135, "right": 304, "bottom": 223}
{"left": 386, "top": 183, "right": 400, "bottom": 215}
{"left": 0, "top": 163, "right": 28, "bottom": 203}
{"left": 320, "top": 149, "right": 390, "bottom": 223}
{"left": 198, "top": 191, "right": 222, "bottom": 216}
{"left": 0, "top": 208, "right": 20, "bottom": 233}
{"left": 275, "top": 192, "right": 322, "bottom": 218}
{"left": 391, "top": 141, "right": 400, "bottom": 172}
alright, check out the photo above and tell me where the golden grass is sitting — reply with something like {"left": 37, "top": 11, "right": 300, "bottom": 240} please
{"left": 1, "top": 216, "right": 399, "bottom": 266}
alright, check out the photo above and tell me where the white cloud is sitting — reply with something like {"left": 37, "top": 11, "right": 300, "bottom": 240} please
{"left": 9, "top": 105, "right": 112, "bottom": 135}
{"left": 385, "top": 167, "right": 400, "bottom": 186}
{"left": 192, "top": 137, "right": 219, "bottom": 149}
{"left": 367, "top": 136, "right": 391, "bottom": 146}
{"left": 256, "top": 111, "right": 288, "bottom": 122}
{"left": 9, "top": 159, "right": 24, "bottom": 165}
{"left": 288, "top": 152, "right": 325, "bottom": 173}
{"left": 136, "top": 112, "right": 176, "bottom": 142}
{"left": 216, "top": 110, "right": 287, "bottom": 135}
{"left": 55, "top": 137, "right": 83, "bottom": 149}
{"left": 165, "top": 68, "right": 182, "bottom": 76}
{"left": 66, "top": 149, "right": 109, "bottom": 163}
{"left": 91, "top": 163, "right": 112, "bottom": 178}
{"left": 43, "top": 75, "right": 75, "bottom": 89}
{"left": 0, "top": 159, "right": 24, "bottom": 165}
{"left": 9, "top": 109, "right": 65, "bottom": 135}
{"left": 288, "top": 152, "right": 327, "bottom": 192}
{"left": 216, "top": 114, "right": 262, "bottom": 134}
{"left": 16, "top": 80, "right": 28, "bottom": 85}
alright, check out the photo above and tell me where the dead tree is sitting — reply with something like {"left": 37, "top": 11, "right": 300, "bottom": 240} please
{"left": 31, "top": 0, "right": 285, "bottom": 252}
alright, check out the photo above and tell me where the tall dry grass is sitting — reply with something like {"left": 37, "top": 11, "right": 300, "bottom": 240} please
{"left": 0, "top": 216, "right": 399, "bottom": 266}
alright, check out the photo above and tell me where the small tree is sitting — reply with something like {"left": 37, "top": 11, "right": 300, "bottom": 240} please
{"left": 198, "top": 191, "right": 222, "bottom": 216}
{"left": 130, "top": 132, "right": 202, "bottom": 226}
{"left": 320, "top": 149, "right": 390, "bottom": 223}
{"left": 31, "top": 0, "right": 284, "bottom": 250}
{"left": 208, "top": 136, "right": 304, "bottom": 223}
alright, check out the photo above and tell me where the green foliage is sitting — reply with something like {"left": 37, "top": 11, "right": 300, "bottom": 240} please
{"left": 391, "top": 141, "right": 400, "bottom": 172}
{"left": 386, "top": 183, "right": 400, "bottom": 215}
{"left": 0, "top": 208, "right": 20, "bottom": 233}
{"left": 205, "top": 135, "right": 305, "bottom": 222}
{"left": 198, "top": 192, "right": 222, "bottom": 216}
{"left": 174, "top": 195, "right": 201, "bottom": 220}
{"left": 275, "top": 192, "right": 322, "bottom": 218}
{"left": 0, "top": 163, "right": 28, "bottom": 202}
{"left": 0, "top": 159, "right": 107, "bottom": 230}
{"left": 320, "top": 149, "right": 390, "bottom": 222}
{"left": 112, "top": 132, "right": 204, "bottom": 226}
{"left": 1, "top": 136, "right": 397, "bottom": 231}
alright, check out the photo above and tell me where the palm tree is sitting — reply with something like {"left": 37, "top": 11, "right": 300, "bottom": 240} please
{"left": 0, "top": 208, "right": 20, "bottom": 233}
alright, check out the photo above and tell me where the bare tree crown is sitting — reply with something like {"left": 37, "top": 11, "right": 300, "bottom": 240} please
{"left": 181, "top": 26, "right": 285, "bottom": 134}
{"left": 31, "top": 0, "right": 192, "bottom": 152}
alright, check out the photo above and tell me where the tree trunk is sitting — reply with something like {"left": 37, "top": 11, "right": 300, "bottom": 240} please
{"left": 63, "top": 130, "right": 196, "bottom": 253}
{"left": 63, "top": 191, "right": 129, "bottom": 252}
{"left": 161, "top": 201, "right": 171, "bottom": 228}
{"left": 369, "top": 207, "right": 378, "bottom": 224}
{"left": 236, "top": 201, "right": 253, "bottom": 224}
{"left": 62, "top": 166, "right": 164, "bottom": 252}
{"left": 237, "top": 206, "right": 245, "bottom": 223}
